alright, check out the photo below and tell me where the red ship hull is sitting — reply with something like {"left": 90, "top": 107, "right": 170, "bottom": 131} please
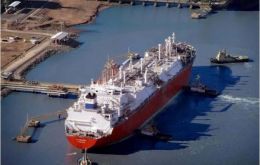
{"left": 67, "top": 64, "right": 193, "bottom": 149}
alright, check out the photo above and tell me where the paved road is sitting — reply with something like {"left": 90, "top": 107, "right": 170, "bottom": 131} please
{"left": 3, "top": 39, "right": 52, "bottom": 74}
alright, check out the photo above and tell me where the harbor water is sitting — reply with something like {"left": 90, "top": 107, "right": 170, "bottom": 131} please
{"left": 2, "top": 6, "right": 259, "bottom": 165}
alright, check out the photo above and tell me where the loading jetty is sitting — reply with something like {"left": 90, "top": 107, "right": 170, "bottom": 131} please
{"left": 14, "top": 110, "right": 67, "bottom": 143}
{"left": 99, "top": 0, "right": 227, "bottom": 9}
{"left": 99, "top": 0, "right": 230, "bottom": 19}
{"left": 1, "top": 80, "right": 81, "bottom": 98}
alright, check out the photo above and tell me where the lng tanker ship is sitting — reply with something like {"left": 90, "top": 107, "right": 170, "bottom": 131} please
{"left": 65, "top": 33, "right": 196, "bottom": 150}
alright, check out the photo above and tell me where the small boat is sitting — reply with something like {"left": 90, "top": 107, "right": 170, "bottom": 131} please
{"left": 77, "top": 150, "right": 92, "bottom": 165}
{"left": 137, "top": 124, "right": 173, "bottom": 141}
{"left": 183, "top": 84, "right": 219, "bottom": 97}
{"left": 211, "top": 49, "right": 249, "bottom": 64}
{"left": 78, "top": 158, "right": 91, "bottom": 165}
{"left": 191, "top": 12, "right": 206, "bottom": 19}
{"left": 140, "top": 124, "right": 159, "bottom": 136}
{"left": 183, "top": 75, "right": 219, "bottom": 97}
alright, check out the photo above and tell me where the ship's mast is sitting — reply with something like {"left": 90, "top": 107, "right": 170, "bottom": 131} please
{"left": 99, "top": 58, "right": 119, "bottom": 84}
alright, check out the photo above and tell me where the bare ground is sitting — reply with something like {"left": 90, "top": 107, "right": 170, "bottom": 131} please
{"left": 1, "top": 32, "right": 45, "bottom": 69}
{"left": 1, "top": 0, "right": 112, "bottom": 70}
{"left": 47, "top": 0, "right": 111, "bottom": 26}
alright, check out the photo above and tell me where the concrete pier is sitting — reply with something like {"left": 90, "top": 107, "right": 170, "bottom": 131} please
{"left": 99, "top": 0, "right": 202, "bottom": 8}
{"left": 98, "top": 0, "right": 220, "bottom": 9}
{"left": 1, "top": 80, "right": 81, "bottom": 97}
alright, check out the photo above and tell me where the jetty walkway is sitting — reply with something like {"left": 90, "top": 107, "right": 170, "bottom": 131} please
{"left": 1, "top": 80, "right": 81, "bottom": 97}
{"left": 16, "top": 109, "right": 68, "bottom": 143}
{"left": 100, "top": 0, "right": 227, "bottom": 8}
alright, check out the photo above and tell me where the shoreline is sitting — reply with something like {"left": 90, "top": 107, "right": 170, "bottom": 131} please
{"left": 1, "top": 2, "right": 114, "bottom": 97}
{"left": 1, "top": 0, "right": 247, "bottom": 97}
{"left": 46, "top": 1, "right": 115, "bottom": 28}
{"left": 1, "top": 0, "right": 230, "bottom": 81}
{"left": 72, "top": 4, "right": 114, "bottom": 26}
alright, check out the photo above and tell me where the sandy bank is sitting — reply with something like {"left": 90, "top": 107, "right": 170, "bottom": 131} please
{"left": 46, "top": 0, "right": 112, "bottom": 27}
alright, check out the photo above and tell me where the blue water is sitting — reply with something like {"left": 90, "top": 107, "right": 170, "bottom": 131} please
{"left": 2, "top": 6, "right": 259, "bottom": 165}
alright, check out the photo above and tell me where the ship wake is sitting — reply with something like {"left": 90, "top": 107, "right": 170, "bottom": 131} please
{"left": 219, "top": 94, "right": 259, "bottom": 105}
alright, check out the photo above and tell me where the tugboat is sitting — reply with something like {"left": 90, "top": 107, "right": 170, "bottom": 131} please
{"left": 210, "top": 49, "right": 249, "bottom": 64}
{"left": 78, "top": 150, "right": 92, "bottom": 165}
{"left": 137, "top": 124, "right": 173, "bottom": 141}
{"left": 191, "top": 11, "right": 207, "bottom": 19}
{"left": 183, "top": 75, "right": 219, "bottom": 97}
